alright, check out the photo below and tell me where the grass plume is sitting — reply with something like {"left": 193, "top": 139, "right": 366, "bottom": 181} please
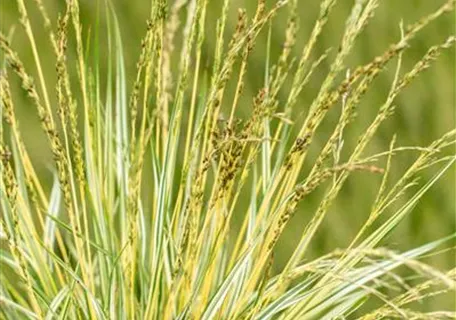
{"left": 0, "top": 0, "right": 455, "bottom": 319}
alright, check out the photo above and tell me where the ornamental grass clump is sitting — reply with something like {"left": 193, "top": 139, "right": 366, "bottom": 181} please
{"left": 0, "top": 0, "right": 455, "bottom": 319}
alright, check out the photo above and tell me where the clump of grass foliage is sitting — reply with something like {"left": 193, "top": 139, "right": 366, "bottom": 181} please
{"left": 1, "top": 0, "right": 455, "bottom": 318}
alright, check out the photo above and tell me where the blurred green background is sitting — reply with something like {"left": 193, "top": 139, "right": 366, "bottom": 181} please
{"left": 1, "top": 0, "right": 455, "bottom": 310}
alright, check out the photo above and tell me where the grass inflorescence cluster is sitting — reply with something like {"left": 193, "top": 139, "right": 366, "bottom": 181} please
{"left": 0, "top": 0, "right": 455, "bottom": 319}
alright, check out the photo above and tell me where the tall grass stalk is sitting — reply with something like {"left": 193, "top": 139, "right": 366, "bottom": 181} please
{"left": 1, "top": 0, "right": 455, "bottom": 319}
